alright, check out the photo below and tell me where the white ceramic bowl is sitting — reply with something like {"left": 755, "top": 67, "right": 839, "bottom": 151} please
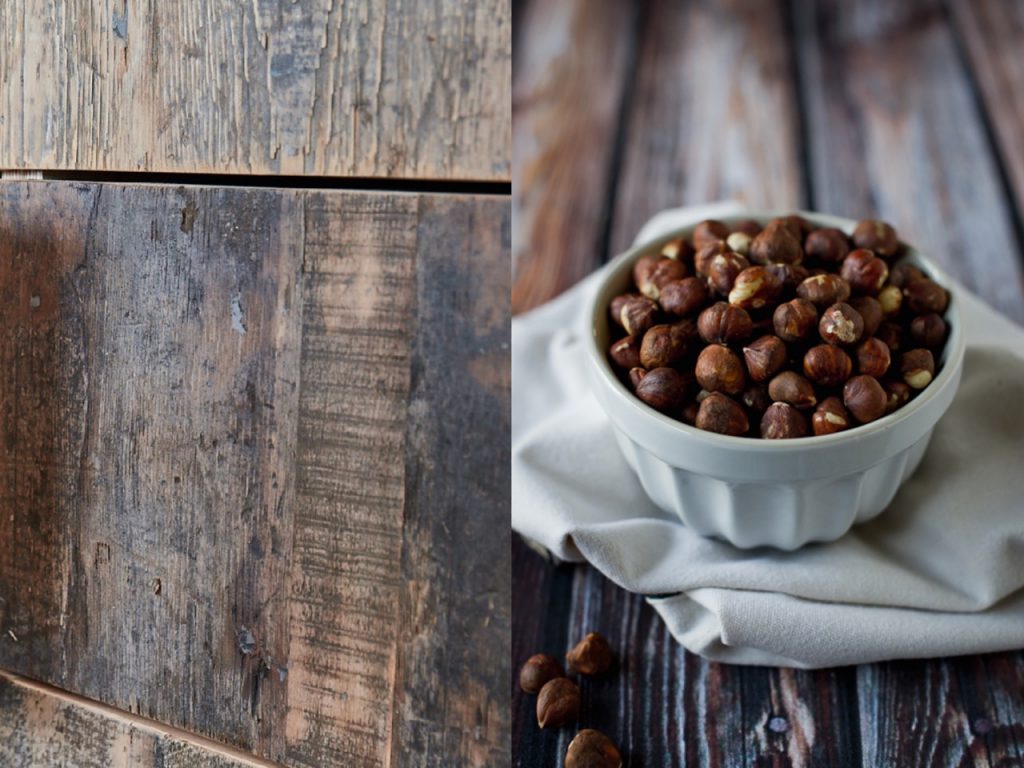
{"left": 585, "top": 211, "right": 965, "bottom": 550}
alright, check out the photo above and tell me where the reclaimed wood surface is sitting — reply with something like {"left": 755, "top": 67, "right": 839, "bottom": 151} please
{"left": 512, "top": 0, "right": 1024, "bottom": 764}
{"left": 0, "top": 181, "right": 510, "bottom": 767}
{"left": 0, "top": 0, "right": 510, "bottom": 181}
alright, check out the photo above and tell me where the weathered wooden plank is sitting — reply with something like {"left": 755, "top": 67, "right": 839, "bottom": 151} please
{"left": 0, "top": 0, "right": 510, "bottom": 180}
{"left": 511, "top": 0, "right": 638, "bottom": 313}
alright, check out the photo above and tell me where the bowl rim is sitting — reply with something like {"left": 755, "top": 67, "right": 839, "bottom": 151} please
{"left": 585, "top": 209, "right": 967, "bottom": 452}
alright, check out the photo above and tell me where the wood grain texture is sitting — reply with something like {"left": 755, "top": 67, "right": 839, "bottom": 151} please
{"left": 0, "top": 181, "right": 510, "bottom": 767}
{"left": 0, "top": 0, "right": 510, "bottom": 180}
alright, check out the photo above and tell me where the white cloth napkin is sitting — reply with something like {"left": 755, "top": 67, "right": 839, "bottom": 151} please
{"left": 512, "top": 202, "right": 1024, "bottom": 668}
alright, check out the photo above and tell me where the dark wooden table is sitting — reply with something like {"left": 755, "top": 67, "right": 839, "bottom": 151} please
{"left": 512, "top": 0, "right": 1024, "bottom": 764}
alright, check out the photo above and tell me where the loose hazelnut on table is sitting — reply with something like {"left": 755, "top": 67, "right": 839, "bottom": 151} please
{"left": 761, "top": 402, "right": 809, "bottom": 439}
{"left": 619, "top": 296, "right": 659, "bottom": 337}
{"left": 729, "top": 266, "right": 782, "bottom": 310}
{"left": 635, "top": 367, "right": 688, "bottom": 412}
{"left": 883, "top": 379, "right": 911, "bottom": 413}
{"left": 696, "top": 393, "right": 749, "bottom": 436}
{"left": 877, "top": 284, "right": 903, "bottom": 316}
{"left": 768, "top": 371, "right": 817, "bottom": 409}
{"left": 819, "top": 302, "right": 864, "bottom": 346}
{"left": 812, "top": 396, "right": 852, "bottom": 436}
{"left": 695, "top": 345, "right": 746, "bottom": 395}
{"left": 909, "top": 313, "right": 948, "bottom": 349}
{"left": 743, "top": 335, "right": 787, "bottom": 383}
{"left": 698, "top": 302, "right": 753, "bottom": 345}
{"left": 796, "top": 273, "right": 851, "bottom": 307}
{"left": 850, "top": 296, "right": 883, "bottom": 336}
{"left": 749, "top": 219, "right": 803, "bottom": 266}
{"left": 804, "top": 227, "right": 850, "bottom": 264}
{"left": 694, "top": 240, "right": 730, "bottom": 278}
{"left": 693, "top": 219, "right": 731, "bottom": 249}
{"left": 852, "top": 219, "right": 900, "bottom": 257}
{"left": 773, "top": 298, "right": 818, "bottom": 342}
{"left": 608, "top": 335, "right": 642, "bottom": 370}
{"left": 565, "top": 730, "right": 622, "bottom": 768}
{"left": 640, "top": 322, "right": 693, "bottom": 369}
{"left": 803, "top": 344, "right": 853, "bottom": 387}
{"left": 841, "top": 249, "right": 889, "bottom": 295}
{"left": 901, "top": 349, "right": 935, "bottom": 389}
{"left": 707, "top": 252, "right": 750, "bottom": 296}
{"left": 536, "top": 677, "right": 581, "bottom": 729}
{"left": 638, "top": 258, "right": 687, "bottom": 301}
{"left": 843, "top": 375, "right": 888, "bottom": 423}
{"left": 519, "top": 654, "right": 564, "bottom": 694}
{"left": 660, "top": 277, "right": 709, "bottom": 316}
{"left": 856, "top": 337, "right": 891, "bottom": 378}
{"left": 903, "top": 278, "right": 949, "bottom": 314}
{"left": 726, "top": 230, "right": 753, "bottom": 256}
{"left": 567, "top": 632, "right": 614, "bottom": 676}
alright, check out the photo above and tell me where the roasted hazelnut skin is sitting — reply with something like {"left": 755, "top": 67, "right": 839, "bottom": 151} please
{"left": 843, "top": 375, "right": 888, "bottom": 423}
{"left": 640, "top": 322, "right": 694, "bottom": 369}
{"left": 761, "top": 402, "right": 809, "bottom": 439}
{"left": 764, "top": 263, "right": 810, "bottom": 295}
{"left": 768, "top": 371, "right": 817, "bottom": 409}
{"left": 635, "top": 367, "right": 689, "bottom": 412}
{"left": 698, "top": 302, "right": 753, "bottom": 344}
{"left": 888, "top": 263, "right": 924, "bottom": 288}
{"left": 609, "top": 292, "right": 641, "bottom": 327}
{"left": 567, "top": 632, "right": 614, "bottom": 675}
{"left": 742, "top": 335, "right": 787, "bottom": 383}
{"left": 660, "top": 237, "right": 694, "bottom": 262}
{"left": 850, "top": 296, "right": 883, "bottom": 337}
{"left": 660, "top": 277, "right": 709, "bottom": 316}
{"left": 742, "top": 384, "right": 772, "bottom": 414}
{"left": 876, "top": 321, "right": 904, "bottom": 354}
{"left": 537, "top": 677, "right": 581, "bottom": 729}
{"left": 852, "top": 219, "right": 900, "bottom": 257}
{"left": 694, "top": 240, "right": 730, "bottom": 278}
{"left": 819, "top": 302, "right": 865, "bottom": 346}
{"left": 883, "top": 379, "right": 911, "bottom": 413}
{"left": 773, "top": 298, "right": 818, "bottom": 342}
{"left": 856, "top": 337, "right": 891, "bottom": 377}
{"left": 804, "top": 227, "right": 850, "bottom": 264}
{"left": 619, "top": 296, "right": 659, "bottom": 337}
{"left": 841, "top": 249, "right": 889, "bottom": 295}
{"left": 726, "top": 231, "right": 752, "bottom": 256}
{"left": 707, "top": 252, "right": 751, "bottom": 296}
{"left": 732, "top": 219, "right": 763, "bottom": 237}
{"left": 693, "top": 219, "right": 731, "bottom": 249}
{"left": 901, "top": 348, "right": 935, "bottom": 389}
{"left": 609, "top": 335, "right": 642, "bottom": 370}
{"left": 519, "top": 654, "right": 564, "bottom": 694}
{"left": 628, "top": 367, "right": 647, "bottom": 390}
{"left": 729, "top": 266, "right": 783, "bottom": 310}
{"left": 903, "top": 278, "right": 949, "bottom": 314}
{"left": 695, "top": 345, "right": 746, "bottom": 395}
{"left": 695, "top": 392, "right": 749, "bottom": 436}
{"left": 632, "top": 254, "right": 660, "bottom": 290}
{"left": 812, "top": 396, "right": 852, "bottom": 436}
{"left": 680, "top": 400, "right": 700, "bottom": 424}
{"left": 781, "top": 214, "right": 814, "bottom": 240}
{"left": 749, "top": 219, "right": 803, "bottom": 266}
{"left": 796, "top": 273, "right": 851, "bottom": 307}
{"left": 803, "top": 344, "right": 853, "bottom": 387}
{"left": 639, "top": 258, "right": 687, "bottom": 300}
{"left": 877, "top": 284, "right": 903, "bottom": 316}
{"left": 909, "top": 313, "right": 948, "bottom": 349}
{"left": 565, "top": 729, "right": 622, "bottom": 768}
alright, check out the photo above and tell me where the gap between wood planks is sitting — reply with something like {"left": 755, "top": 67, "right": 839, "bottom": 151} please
{"left": 0, "top": 667, "right": 288, "bottom": 768}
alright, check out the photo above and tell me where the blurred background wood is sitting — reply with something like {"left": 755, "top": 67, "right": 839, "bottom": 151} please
{"left": 512, "top": 0, "right": 1024, "bottom": 764}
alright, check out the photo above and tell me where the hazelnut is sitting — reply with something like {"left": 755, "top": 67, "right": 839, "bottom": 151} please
{"left": 768, "top": 371, "right": 817, "bottom": 409}
{"left": 628, "top": 367, "right": 647, "bottom": 389}
{"left": 803, "top": 344, "right": 853, "bottom": 387}
{"left": 732, "top": 219, "right": 763, "bottom": 238}
{"left": 782, "top": 214, "right": 814, "bottom": 240}
{"left": 883, "top": 379, "right": 911, "bottom": 413}
{"left": 841, "top": 249, "right": 889, "bottom": 295}
{"left": 609, "top": 335, "right": 641, "bottom": 370}
{"left": 764, "top": 263, "right": 811, "bottom": 295}
{"left": 635, "top": 367, "right": 689, "bottom": 412}
{"left": 694, "top": 240, "right": 729, "bottom": 278}
{"left": 772, "top": 298, "right": 818, "bottom": 342}
{"left": 660, "top": 237, "right": 694, "bottom": 262}
{"left": 620, "top": 296, "right": 659, "bottom": 337}
{"left": 695, "top": 393, "right": 749, "bottom": 436}
{"left": 804, "top": 227, "right": 850, "bottom": 264}
{"left": 877, "top": 284, "right": 903, "bottom": 316}
{"left": 640, "top": 322, "right": 693, "bottom": 369}
{"left": 566, "top": 632, "right": 614, "bottom": 676}
{"left": 749, "top": 219, "right": 803, "bottom": 266}
{"left": 812, "top": 396, "right": 852, "bottom": 436}
{"left": 903, "top": 278, "right": 949, "bottom": 314}
{"left": 639, "top": 258, "right": 687, "bottom": 300}
{"left": 819, "top": 302, "right": 864, "bottom": 346}
{"left": 565, "top": 730, "right": 622, "bottom": 768}
{"left": 876, "top": 321, "right": 904, "bottom": 354}
{"left": 609, "top": 292, "right": 641, "bottom": 327}
{"left": 698, "top": 302, "right": 753, "bottom": 344}
{"left": 900, "top": 348, "right": 935, "bottom": 389}
{"left": 856, "top": 337, "right": 891, "bottom": 377}
{"left": 796, "top": 273, "right": 851, "bottom": 307}
{"left": 728, "top": 266, "right": 783, "bottom": 310}
{"left": 519, "top": 654, "right": 563, "bottom": 694}
{"left": 850, "top": 296, "right": 883, "bottom": 336}
{"left": 726, "top": 231, "right": 753, "bottom": 256}
{"left": 660, "top": 277, "right": 709, "bottom": 316}
{"left": 693, "top": 219, "right": 731, "bottom": 249}
{"left": 680, "top": 400, "right": 700, "bottom": 424}
{"left": 909, "top": 313, "right": 948, "bottom": 349}
{"left": 537, "top": 677, "right": 580, "bottom": 729}
{"left": 707, "top": 252, "right": 750, "bottom": 296}
{"left": 888, "top": 263, "right": 924, "bottom": 288}
{"left": 852, "top": 219, "right": 900, "bottom": 257}
{"left": 632, "top": 254, "right": 660, "bottom": 290}
{"left": 695, "top": 345, "right": 746, "bottom": 395}
{"left": 742, "top": 335, "right": 787, "bottom": 382}
{"left": 761, "top": 402, "right": 809, "bottom": 439}
{"left": 742, "top": 384, "right": 772, "bottom": 414}
{"left": 843, "top": 375, "right": 887, "bottom": 423}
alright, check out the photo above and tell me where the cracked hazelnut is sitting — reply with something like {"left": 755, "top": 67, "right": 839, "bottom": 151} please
{"left": 804, "top": 227, "right": 850, "bottom": 264}
{"left": 694, "top": 240, "right": 730, "bottom": 278}
{"left": 903, "top": 278, "right": 949, "bottom": 314}
{"left": 888, "top": 263, "right": 924, "bottom": 288}
{"left": 877, "top": 284, "right": 903, "bottom": 316}
{"left": 635, "top": 367, "right": 689, "bottom": 412}
{"left": 750, "top": 219, "right": 803, "bottom": 265}
{"left": 537, "top": 677, "right": 580, "bottom": 729}
{"left": 852, "top": 219, "right": 900, "bottom": 257}
{"left": 628, "top": 367, "right": 647, "bottom": 389}
{"left": 773, "top": 298, "right": 818, "bottom": 342}
{"left": 803, "top": 344, "right": 852, "bottom": 387}
{"left": 761, "top": 402, "right": 809, "bottom": 439}
{"left": 567, "top": 632, "right": 614, "bottom": 676}
{"left": 660, "top": 277, "right": 709, "bottom": 316}
{"left": 768, "top": 371, "right": 817, "bottom": 409}
{"left": 742, "top": 335, "right": 787, "bottom": 383}
{"left": 796, "top": 273, "right": 851, "bottom": 307}
{"left": 695, "top": 393, "right": 749, "bottom": 436}
{"left": 698, "top": 302, "right": 753, "bottom": 344}
{"left": 901, "top": 349, "right": 935, "bottom": 389}
{"left": 843, "top": 375, "right": 887, "bottom": 423}
{"left": 609, "top": 336, "right": 641, "bottom": 370}
{"left": 660, "top": 237, "right": 694, "bottom": 262}
{"left": 620, "top": 296, "right": 659, "bottom": 337}
{"left": 640, "top": 322, "right": 694, "bottom": 369}
{"left": 693, "top": 219, "right": 731, "bottom": 249}
{"left": 566, "top": 730, "right": 622, "bottom": 768}
{"left": 707, "top": 252, "right": 751, "bottom": 296}
{"left": 696, "top": 345, "right": 746, "bottom": 395}
{"left": 856, "top": 337, "right": 891, "bottom": 377}
{"left": 519, "top": 654, "right": 564, "bottom": 694}
{"left": 729, "top": 266, "right": 782, "bottom": 310}
{"left": 812, "top": 396, "right": 851, "bottom": 436}
{"left": 726, "top": 231, "right": 753, "bottom": 256}
{"left": 909, "top": 313, "right": 948, "bottom": 349}
{"left": 841, "top": 249, "right": 889, "bottom": 295}
{"left": 883, "top": 379, "right": 911, "bottom": 413}
{"left": 876, "top": 321, "right": 904, "bottom": 354}
{"left": 850, "top": 296, "right": 883, "bottom": 337}
{"left": 639, "top": 258, "right": 687, "bottom": 300}
{"left": 819, "top": 302, "right": 864, "bottom": 346}
{"left": 742, "top": 384, "right": 771, "bottom": 414}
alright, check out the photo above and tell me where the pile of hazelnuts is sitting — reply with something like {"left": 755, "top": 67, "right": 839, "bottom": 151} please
{"left": 607, "top": 216, "right": 949, "bottom": 438}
